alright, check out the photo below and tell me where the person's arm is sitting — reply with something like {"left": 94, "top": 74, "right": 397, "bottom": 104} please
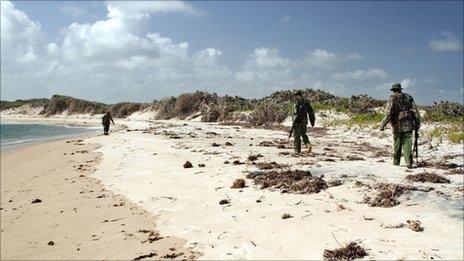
{"left": 380, "top": 97, "right": 393, "bottom": 131}
{"left": 110, "top": 115, "right": 115, "bottom": 125}
{"left": 306, "top": 101, "right": 315, "bottom": 127}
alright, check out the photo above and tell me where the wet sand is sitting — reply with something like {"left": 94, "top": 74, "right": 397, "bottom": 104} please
{"left": 0, "top": 137, "right": 197, "bottom": 260}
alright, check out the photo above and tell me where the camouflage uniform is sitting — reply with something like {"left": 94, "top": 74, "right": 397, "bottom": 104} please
{"left": 102, "top": 112, "right": 115, "bottom": 135}
{"left": 380, "top": 83, "right": 420, "bottom": 167}
{"left": 292, "top": 96, "right": 316, "bottom": 153}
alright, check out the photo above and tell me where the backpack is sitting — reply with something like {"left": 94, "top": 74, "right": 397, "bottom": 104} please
{"left": 102, "top": 114, "right": 109, "bottom": 125}
{"left": 295, "top": 99, "right": 308, "bottom": 122}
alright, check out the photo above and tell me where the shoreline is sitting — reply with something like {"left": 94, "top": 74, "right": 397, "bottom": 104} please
{"left": 0, "top": 130, "right": 198, "bottom": 260}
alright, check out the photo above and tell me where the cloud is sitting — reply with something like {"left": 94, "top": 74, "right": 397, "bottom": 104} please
{"left": 400, "top": 78, "right": 415, "bottom": 89}
{"left": 106, "top": 1, "right": 206, "bottom": 18}
{"left": 332, "top": 68, "right": 388, "bottom": 81}
{"left": 428, "top": 31, "right": 463, "bottom": 52}
{"left": 58, "top": 4, "right": 85, "bottom": 18}
{"left": 280, "top": 15, "right": 291, "bottom": 22}
{"left": 346, "top": 52, "right": 364, "bottom": 60}
{"left": 0, "top": 1, "right": 392, "bottom": 103}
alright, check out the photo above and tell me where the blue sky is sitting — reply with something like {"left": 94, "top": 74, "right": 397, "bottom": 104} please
{"left": 2, "top": 1, "right": 463, "bottom": 104}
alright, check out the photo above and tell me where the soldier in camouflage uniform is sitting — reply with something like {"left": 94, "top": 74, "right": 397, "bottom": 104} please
{"left": 291, "top": 91, "right": 316, "bottom": 154}
{"left": 102, "top": 111, "right": 115, "bottom": 135}
{"left": 380, "top": 83, "right": 420, "bottom": 168}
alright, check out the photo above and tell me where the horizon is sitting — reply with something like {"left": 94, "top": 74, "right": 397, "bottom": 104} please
{"left": 1, "top": 1, "right": 463, "bottom": 105}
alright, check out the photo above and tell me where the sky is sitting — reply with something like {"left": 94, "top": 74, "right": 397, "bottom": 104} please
{"left": 1, "top": 1, "right": 463, "bottom": 105}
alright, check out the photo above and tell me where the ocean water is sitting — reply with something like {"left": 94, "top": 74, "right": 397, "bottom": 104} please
{"left": 0, "top": 123, "right": 99, "bottom": 149}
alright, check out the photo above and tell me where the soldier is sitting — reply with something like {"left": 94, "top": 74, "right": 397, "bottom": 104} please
{"left": 102, "top": 111, "right": 115, "bottom": 135}
{"left": 380, "top": 83, "right": 420, "bottom": 168}
{"left": 290, "top": 90, "right": 316, "bottom": 154}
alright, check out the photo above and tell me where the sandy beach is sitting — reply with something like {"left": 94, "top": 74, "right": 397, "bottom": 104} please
{"left": 0, "top": 134, "right": 197, "bottom": 260}
{"left": 1, "top": 116, "right": 463, "bottom": 260}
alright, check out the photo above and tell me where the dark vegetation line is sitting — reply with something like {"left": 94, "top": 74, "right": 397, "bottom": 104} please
{"left": 1, "top": 89, "right": 463, "bottom": 125}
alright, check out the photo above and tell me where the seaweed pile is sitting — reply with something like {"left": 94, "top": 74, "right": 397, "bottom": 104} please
{"left": 246, "top": 170, "right": 327, "bottom": 194}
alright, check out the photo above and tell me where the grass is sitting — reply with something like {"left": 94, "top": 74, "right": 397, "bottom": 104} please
{"left": 427, "top": 126, "right": 464, "bottom": 144}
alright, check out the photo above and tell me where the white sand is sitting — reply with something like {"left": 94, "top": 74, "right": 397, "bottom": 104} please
{"left": 78, "top": 119, "right": 464, "bottom": 260}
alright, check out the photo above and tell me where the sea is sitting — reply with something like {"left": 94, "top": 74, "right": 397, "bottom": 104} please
{"left": 0, "top": 122, "right": 99, "bottom": 150}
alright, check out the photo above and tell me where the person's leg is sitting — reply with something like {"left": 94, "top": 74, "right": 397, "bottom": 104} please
{"left": 402, "top": 131, "right": 413, "bottom": 167}
{"left": 104, "top": 124, "right": 109, "bottom": 135}
{"left": 293, "top": 123, "right": 302, "bottom": 153}
{"left": 301, "top": 123, "right": 310, "bottom": 145}
{"left": 393, "top": 133, "right": 401, "bottom": 165}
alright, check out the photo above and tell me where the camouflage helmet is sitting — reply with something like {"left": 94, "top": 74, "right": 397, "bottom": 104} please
{"left": 391, "top": 83, "right": 402, "bottom": 91}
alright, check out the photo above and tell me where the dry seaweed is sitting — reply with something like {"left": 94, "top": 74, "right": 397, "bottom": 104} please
{"left": 247, "top": 154, "right": 263, "bottom": 161}
{"left": 231, "top": 178, "right": 246, "bottom": 189}
{"left": 323, "top": 242, "right": 367, "bottom": 260}
{"left": 256, "top": 161, "right": 288, "bottom": 170}
{"left": 183, "top": 161, "right": 193, "bottom": 168}
{"left": 246, "top": 170, "right": 327, "bottom": 194}
{"left": 281, "top": 213, "right": 293, "bottom": 219}
{"left": 406, "top": 172, "right": 450, "bottom": 183}
{"left": 407, "top": 219, "right": 424, "bottom": 232}
{"left": 364, "top": 183, "right": 414, "bottom": 208}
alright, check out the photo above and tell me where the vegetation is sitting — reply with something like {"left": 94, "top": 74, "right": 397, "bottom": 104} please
{"left": 0, "top": 98, "right": 49, "bottom": 110}
{"left": 1, "top": 89, "right": 462, "bottom": 128}
{"left": 422, "top": 101, "right": 464, "bottom": 123}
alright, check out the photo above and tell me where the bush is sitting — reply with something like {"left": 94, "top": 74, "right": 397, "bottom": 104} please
{"left": 249, "top": 101, "right": 288, "bottom": 126}
{"left": 110, "top": 102, "right": 150, "bottom": 118}
{"left": 40, "top": 95, "right": 107, "bottom": 115}
{"left": 350, "top": 112, "right": 384, "bottom": 124}
{"left": 423, "top": 101, "right": 464, "bottom": 123}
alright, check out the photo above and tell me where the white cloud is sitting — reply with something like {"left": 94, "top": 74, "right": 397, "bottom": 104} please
{"left": 428, "top": 31, "right": 463, "bottom": 52}
{"left": 281, "top": 15, "right": 291, "bottom": 22}
{"left": 58, "top": 4, "right": 85, "bottom": 18}
{"left": 400, "top": 78, "right": 415, "bottom": 89}
{"left": 346, "top": 52, "right": 364, "bottom": 60}
{"left": 332, "top": 68, "right": 388, "bottom": 81}
{"left": 0, "top": 1, "right": 392, "bottom": 102}
{"left": 106, "top": 1, "right": 206, "bottom": 18}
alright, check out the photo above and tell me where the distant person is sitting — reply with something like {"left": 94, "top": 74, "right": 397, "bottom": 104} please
{"left": 380, "top": 83, "right": 420, "bottom": 168}
{"left": 102, "top": 111, "right": 115, "bottom": 135}
{"left": 289, "top": 90, "right": 316, "bottom": 154}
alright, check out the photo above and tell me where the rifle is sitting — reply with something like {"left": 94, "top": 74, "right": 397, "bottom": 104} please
{"left": 413, "top": 129, "right": 419, "bottom": 161}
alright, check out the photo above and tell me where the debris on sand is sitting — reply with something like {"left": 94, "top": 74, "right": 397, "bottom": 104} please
{"left": 219, "top": 199, "right": 230, "bottom": 205}
{"left": 246, "top": 170, "right": 328, "bottom": 194}
{"left": 162, "top": 252, "right": 184, "bottom": 259}
{"left": 279, "top": 152, "right": 290, "bottom": 156}
{"left": 144, "top": 231, "right": 163, "bottom": 243}
{"left": 133, "top": 252, "right": 157, "bottom": 260}
{"left": 212, "top": 142, "right": 220, "bottom": 147}
{"left": 344, "top": 156, "right": 365, "bottom": 161}
{"left": 407, "top": 219, "right": 424, "bottom": 232}
{"left": 31, "top": 199, "right": 42, "bottom": 204}
{"left": 198, "top": 163, "right": 206, "bottom": 168}
{"left": 258, "top": 141, "right": 275, "bottom": 147}
{"left": 323, "top": 242, "right": 367, "bottom": 260}
{"left": 327, "top": 179, "right": 343, "bottom": 187}
{"left": 225, "top": 142, "right": 234, "bottom": 146}
{"left": 448, "top": 168, "right": 464, "bottom": 175}
{"left": 247, "top": 154, "right": 263, "bottom": 162}
{"left": 231, "top": 178, "right": 246, "bottom": 189}
{"left": 47, "top": 241, "right": 55, "bottom": 246}
{"left": 233, "top": 160, "right": 245, "bottom": 165}
{"left": 364, "top": 183, "right": 414, "bottom": 208}
{"left": 224, "top": 161, "right": 230, "bottom": 164}
{"left": 183, "top": 161, "right": 193, "bottom": 168}
{"left": 406, "top": 172, "right": 450, "bottom": 184}
{"left": 256, "top": 161, "right": 288, "bottom": 170}
{"left": 281, "top": 213, "right": 293, "bottom": 219}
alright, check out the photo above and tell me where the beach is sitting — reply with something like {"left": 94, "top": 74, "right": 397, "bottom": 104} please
{"left": 1, "top": 116, "right": 463, "bottom": 260}
{"left": 0, "top": 134, "right": 197, "bottom": 260}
